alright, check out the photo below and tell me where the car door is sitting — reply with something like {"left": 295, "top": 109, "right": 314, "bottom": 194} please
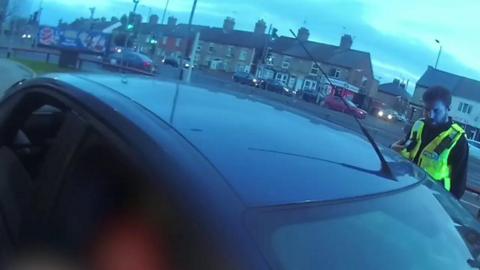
{"left": 0, "top": 86, "right": 186, "bottom": 268}
{"left": 0, "top": 89, "right": 89, "bottom": 253}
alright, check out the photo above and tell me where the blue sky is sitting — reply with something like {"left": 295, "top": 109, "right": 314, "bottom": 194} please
{"left": 30, "top": 0, "right": 480, "bottom": 94}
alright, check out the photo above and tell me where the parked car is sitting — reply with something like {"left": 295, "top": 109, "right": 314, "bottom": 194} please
{"left": 2, "top": 74, "right": 480, "bottom": 269}
{"left": 469, "top": 139, "right": 480, "bottom": 160}
{"left": 323, "top": 95, "right": 367, "bottom": 119}
{"left": 232, "top": 72, "right": 259, "bottom": 86}
{"left": 105, "top": 51, "right": 155, "bottom": 73}
{"left": 302, "top": 90, "right": 319, "bottom": 103}
{"left": 262, "top": 79, "right": 296, "bottom": 96}
{"left": 162, "top": 57, "right": 179, "bottom": 68}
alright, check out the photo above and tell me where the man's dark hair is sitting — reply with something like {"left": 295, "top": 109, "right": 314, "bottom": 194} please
{"left": 423, "top": 86, "right": 452, "bottom": 108}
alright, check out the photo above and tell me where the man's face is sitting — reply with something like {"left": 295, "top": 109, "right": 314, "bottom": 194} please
{"left": 424, "top": 100, "right": 449, "bottom": 125}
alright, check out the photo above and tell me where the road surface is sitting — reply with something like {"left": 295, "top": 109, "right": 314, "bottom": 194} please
{"left": 0, "top": 58, "right": 35, "bottom": 97}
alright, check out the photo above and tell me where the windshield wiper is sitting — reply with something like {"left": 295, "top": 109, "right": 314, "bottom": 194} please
{"left": 289, "top": 29, "right": 395, "bottom": 180}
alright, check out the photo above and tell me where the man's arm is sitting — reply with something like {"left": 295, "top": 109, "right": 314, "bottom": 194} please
{"left": 390, "top": 122, "right": 412, "bottom": 152}
{"left": 449, "top": 136, "right": 469, "bottom": 199}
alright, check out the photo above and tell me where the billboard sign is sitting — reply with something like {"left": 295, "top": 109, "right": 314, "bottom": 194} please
{"left": 38, "top": 26, "right": 110, "bottom": 54}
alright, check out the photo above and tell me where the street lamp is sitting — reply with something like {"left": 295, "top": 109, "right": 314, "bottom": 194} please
{"left": 435, "top": 39, "right": 442, "bottom": 69}
{"left": 133, "top": 0, "right": 140, "bottom": 13}
{"left": 161, "top": 0, "right": 170, "bottom": 25}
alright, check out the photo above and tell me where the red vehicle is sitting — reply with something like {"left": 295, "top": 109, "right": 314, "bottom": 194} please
{"left": 323, "top": 95, "right": 367, "bottom": 119}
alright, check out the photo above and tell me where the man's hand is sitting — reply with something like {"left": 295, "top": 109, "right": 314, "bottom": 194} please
{"left": 391, "top": 140, "right": 405, "bottom": 153}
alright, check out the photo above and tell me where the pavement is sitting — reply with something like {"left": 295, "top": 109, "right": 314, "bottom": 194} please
{"left": 0, "top": 58, "right": 35, "bottom": 97}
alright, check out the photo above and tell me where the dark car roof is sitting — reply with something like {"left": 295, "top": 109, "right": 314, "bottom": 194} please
{"left": 29, "top": 74, "right": 422, "bottom": 207}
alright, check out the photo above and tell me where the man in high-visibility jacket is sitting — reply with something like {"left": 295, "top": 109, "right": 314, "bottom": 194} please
{"left": 392, "top": 86, "right": 469, "bottom": 199}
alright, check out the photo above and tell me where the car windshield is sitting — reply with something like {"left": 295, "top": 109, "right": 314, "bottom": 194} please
{"left": 345, "top": 99, "right": 357, "bottom": 108}
{"left": 247, "top": 180, "right": 480, "bottom": 270}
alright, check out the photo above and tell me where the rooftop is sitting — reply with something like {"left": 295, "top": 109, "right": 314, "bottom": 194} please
{"left": 270, "top": 36, "right": 374, "bottom": 79}
{"left": 378, "top": 80, "right": 410, "bottom": 100}
{"left": 417, "top": 66, "right": 480, "bottom": 102}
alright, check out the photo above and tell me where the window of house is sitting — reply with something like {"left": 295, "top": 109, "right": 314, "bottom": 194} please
{"left": 303, "top": 79, "right": 317, "bottom": 90}
{"left": 196, "top": 43, "right": 202, "bottom": 52}
{"left": 310, "top": 63, "right": 320, "bottom": 76}
{"left": 208, "top": 43, "right": 214, "bottom": 54}
{"left": 239, "top": 49, "right": 248, "bottom": 61}
{"left": 162, "top": 36, "right": 167, "bottom": 45}
{"left": 227, "top": 46, "right": 234, "bottom": 57}
{"left": 458, "top": 102, "right": 473, "bottom": 114}
{"left": 175, "top": 38, "right": 181, "bottom": 47}
{"left": 282, "top": 57, "right": 291, "bottom": 69}
{"left": 275, "top": 73, "right": 288, "bottom": 84}
{"left": 328, "top": 68, "right": 341, "bottom": 78}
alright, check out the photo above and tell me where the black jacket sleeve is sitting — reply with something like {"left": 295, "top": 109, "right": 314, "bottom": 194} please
{"left": 448, "top": 135, "right": 469, "bottom": 199}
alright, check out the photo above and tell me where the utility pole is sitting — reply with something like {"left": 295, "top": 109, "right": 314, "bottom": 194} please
{"left": 160, "top": 0, "right": 170, "bottom": 25}
{"left": 185, "top": 31, "right": 200, "bottom": 83}
{"left": 434, "top": 39, "right": 442, "bottom": 69}
{"left": 180, "top": 0, "right": 198, "bottom": 81}
{"left": 89, "top": 7, "right": 96, "bottom": 20}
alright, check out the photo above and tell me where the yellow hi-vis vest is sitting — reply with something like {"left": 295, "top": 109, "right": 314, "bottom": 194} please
{"left": 401, "top": 119, "right": 465, "bottom": 191}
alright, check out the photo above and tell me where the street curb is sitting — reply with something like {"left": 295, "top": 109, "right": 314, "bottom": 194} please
{"left": 12, "top": 61, "right": 36, "bottom": 78}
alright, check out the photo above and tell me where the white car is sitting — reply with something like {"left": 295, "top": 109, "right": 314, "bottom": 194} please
{"left": 468, "top": 139, "right": 480, "bottom": 160}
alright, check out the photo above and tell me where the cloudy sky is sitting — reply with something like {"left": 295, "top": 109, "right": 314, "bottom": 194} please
{"left": 28, "top": 0, "right": 480, "bottom": 93}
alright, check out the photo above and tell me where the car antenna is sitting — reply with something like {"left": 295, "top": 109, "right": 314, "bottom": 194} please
{"left": 289, "top": 29, "right": 395, "bottom": 180}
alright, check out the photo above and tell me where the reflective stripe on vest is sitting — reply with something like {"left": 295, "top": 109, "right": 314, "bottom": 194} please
{"left": 400, "top": 120, "right": 425, "bottom": 160}
{"left": 401, "top": 120, "right": 465, "bottom": 191}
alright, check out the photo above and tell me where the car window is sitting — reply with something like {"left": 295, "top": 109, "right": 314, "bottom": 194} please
{"left": 0, "top": 91, "right": 88, "bottom": 249}
{"left": 345, "top": 99, "right": 357, "bottom": 108}
{"left": 138, "top": 53, "right": 151, "bottom": 61}
{"left": 469, "top": 140, "right": 480, "bottom": 149}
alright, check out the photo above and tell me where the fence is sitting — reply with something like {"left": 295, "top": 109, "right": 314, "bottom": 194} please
{"left": 0, "top": 46, "right": 155, "bottom": 76}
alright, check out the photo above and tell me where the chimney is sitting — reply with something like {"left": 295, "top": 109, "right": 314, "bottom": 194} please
{"left": 223, "top": 17, "right": 235, "bottom": 32}
{"left": 149, "top": 14, "right": 159, "bottom": 25}
{"left": 297, "top": 27, "right": 309, "bottom": 41}
{"left": 167, "top": 16, "right": 177, "bottom": 27}
{"left": 254, "top": 19, "right": 267, "bottom": 34}
{"left": 340, "top": 34, "right": 353, "bottom": 50}
{"left": 393, "top": 79, "right": 401, "bottom": 86}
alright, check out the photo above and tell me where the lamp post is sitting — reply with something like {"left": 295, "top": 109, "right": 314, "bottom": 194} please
{"left": 161, "top": 0, "right": 170, "bottom": 25}
{"left": 435, "top": 39, "right": 442, "bottom": 69}
{"left": 179, "top": 0, "right": 198, "bottom": 81}
{"left": 133, "top": 0, "right": 140, "bottom": 13}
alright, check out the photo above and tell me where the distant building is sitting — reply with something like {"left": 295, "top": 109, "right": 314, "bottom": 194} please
{"left": 376, "top": 79, "right": 410, "bottom": 114}
{"left": 143, "top": 16, "right": 268, "bottom": 73}
{"left": 410, "top": 66, "right": 480, "bottom": 140}
{"left": 193, "top": 17, "right": 267, "bottom": 73}
{"left": 257, "top": 29, "right": 376, "bottom": 108}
